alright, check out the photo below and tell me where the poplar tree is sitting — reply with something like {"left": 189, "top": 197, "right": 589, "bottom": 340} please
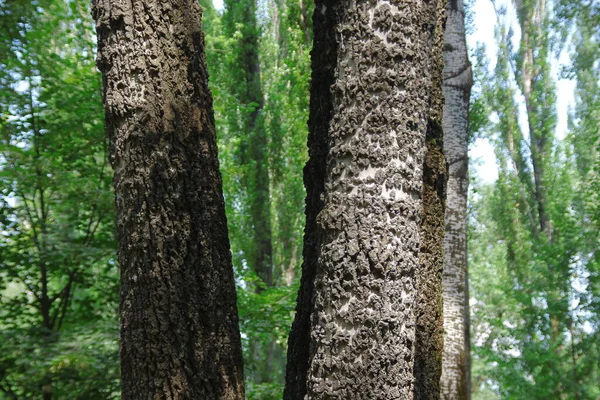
{"left": 203, "top": 1, "right": 313, "bottom": 396}
{"left": 285, "top": 0, "right": 446, "bottom": 397}
{"left": 413, "top": 0, "right": 449, "bottom": 397}
{"left": 469, "top": 0, "right": 600, "bottom": 397}
{"left": 222, "top": 0, "right": 273, "bottom": 290}
{"left": 440, "top": 0, "right": 472, "bottom": 398}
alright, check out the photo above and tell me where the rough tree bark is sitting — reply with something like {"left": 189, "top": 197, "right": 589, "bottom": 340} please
{"left": 440, "top": 0, "right": 472, "bottom": 398}
{"left": 92, "top": 1, "right": 245, "bottom": 398}
{"left": 284, "top": 0, "right": 444, "bottom": 398}
{"left": 413, "top": 0, "right": 448, "bottom": 398}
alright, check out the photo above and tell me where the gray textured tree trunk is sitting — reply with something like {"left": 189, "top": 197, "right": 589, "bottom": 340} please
{"left": 440, "top": 0, "right": 472, "bottom": 398}
{"left": 284, "top": 0, "right": 444, "bottom": 398}
{"left": 92, "top": 1, "right": 245, "bottom": 398}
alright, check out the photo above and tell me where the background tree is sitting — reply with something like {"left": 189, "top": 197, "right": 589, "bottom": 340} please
{"left": 203, "top": 1, "right": 312, "bottom": 397}
{"left": 468, "top": 0, "right": 600, "bottom": 398}
{"left": 561, "top": 2, "right": 600, "bottom": 395}
{"left": 92, "top": 0, "right": 245, "bottom": 398}
{"left": 440, "top": 0, "right": 473, "bottom": 398}
{"left": 222, "top": 0, "right": 273, "bottom": 292}
{"left": 284, "top": 0, "right": 445, "bottom": 397}
{"left": 220, "top": 0, "right": 279, "bottom": 387}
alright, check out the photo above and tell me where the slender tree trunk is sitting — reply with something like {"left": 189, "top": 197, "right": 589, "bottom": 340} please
{"left": 440, "top": 0, "right": 472, "bottom": 398}
{"left": 92, "top": 1, "right": 245, "bottom": 398}
{"left": 30, "top": 76, "right": 55, "bottom": 400}
{"left": 413, "top": 1, "right": 448, "bottom": 398}
{"left": 514, "top": 0, "right": 551, "bottom": 240}
{"left": 298, "top": 0, "right": 312, "bottom": 45}
{"left": 239, "top": 2, "right": 274, "bottom": 290}
{"left": 285, "top": 0, "right": 443, "bottom": 398}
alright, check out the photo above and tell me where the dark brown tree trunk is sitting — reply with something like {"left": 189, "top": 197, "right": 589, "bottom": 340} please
{"left": 413, "top": 1, "right": 448, "bottom": 398}
{"left": 284, "top": 0, "right": 444, "bottom": 398}
{"left": 92, "top": 1, "right": 245, "bottom": 399}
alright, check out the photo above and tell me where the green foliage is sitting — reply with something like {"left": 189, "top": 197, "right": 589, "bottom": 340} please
{"left": 469, "top": 0, "right": 600, "bottom": 398}
{"left": 0, "top": 0, "right": 118, "bottom": 398}
{"left": 2, "top": 0, "right": 310, "bottom": 397}
{"left": 203, "top": 0, "right": 311, "bottom": 396}
{"left": 0, "top": 0, "right": 597, "bottom": 398}
{"left": 0, "top": 324, "right": 119, "bottom": 399}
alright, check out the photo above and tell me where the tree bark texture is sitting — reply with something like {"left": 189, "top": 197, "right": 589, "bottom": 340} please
{"left": 92, "top": 1, "right": 245, "bottom": 399}
{"left": 285, "top": 0, "right": 443, "bottom": 398}
{"left": 413, "top": 0, "right": 448, "bottom": 398}
{"left": 440, "top": 0, "right": 472, "bottom": 398}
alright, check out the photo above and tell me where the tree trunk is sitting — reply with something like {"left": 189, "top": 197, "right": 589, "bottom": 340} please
{"left": 440, "top": 0, "right": 472, "bottom": 398}
{"left": 92, "top": 1, "right": 245, "bottom": 399}
{"left": 284, "top": 0, "right": 443, "bottom": 398}
{"left": 514, "top": 0, "right": 551, "bottom": 240}
{"left": 413, "top": 0, "right": 448, "bottom": 398}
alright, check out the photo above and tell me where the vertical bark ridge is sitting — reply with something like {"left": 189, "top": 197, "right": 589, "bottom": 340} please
{"left": 440, "top": 0, "right": 472, "bottom": 397}
{"left": 243, "top": 2, "right": 274, "bottom": 290}
{"left": 285, "top": 0, "right": 441, "bottom": 398}
{"left": 413, "top": 0, "right": 448, "bottom": 397}
{"left": 92, "top": 1, "right": 245, "bottom": 398}
{"left": 283, "top": 1, "right": 338, "bottom": 397}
